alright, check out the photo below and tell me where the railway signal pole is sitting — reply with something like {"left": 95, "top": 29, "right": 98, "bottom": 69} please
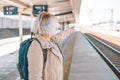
{"left": 111, "top": 8, "right": 113, "bottom": 26}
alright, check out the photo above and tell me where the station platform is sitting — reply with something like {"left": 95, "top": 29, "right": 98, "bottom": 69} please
{"left": 0, "top": 35, "right": 30, "bottom": 57}
{"left": 0, "top": 32, "right": 119, "bottom": 80}
{"left": 69, "top": 32, "right": 119, "bottom": 80}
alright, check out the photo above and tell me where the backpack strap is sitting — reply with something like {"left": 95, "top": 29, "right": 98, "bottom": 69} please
{"left": 33, "top": 38, "right": 47, "bottom": 64}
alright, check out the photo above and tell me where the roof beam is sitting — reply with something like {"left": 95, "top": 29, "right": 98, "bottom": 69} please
{"left": 10, "top": 0, "right": 31, "bottom": 7}
{"left": 70, "top": 0, "right": 82, "bottom": 21}
{"left": 1, "top": 0, "right": 30, "bottom": 8}
{"left": 49, "top": 8, "right": 72, "bottom": 15}
{"left": 0, "top": 1, "right": 10, "bottom": 6}
{"left": 58, "top": 17, "right": 75, "bottom": 23}
{"left": 56, "top": 15, "right": 74, "bottom": 20}
{"left": 56, "top": 13, "right": 75, "bottom": 22}
{"left": 49, "top": 6, "right": 72, "bottom": 12}
{"left": 49, "top": 4, "right": 71, "bottom": 11}
{"left": 56, "top": 14, "right": 74, "bottom": 19}
{"left": 55, "top": 11, "right": 72, "bottom": 16}
{"left": 49, "top": 1, "right": 70, "bottom": 8}
{"left": 47, "top": 0, "right": 69, "bottom": 4}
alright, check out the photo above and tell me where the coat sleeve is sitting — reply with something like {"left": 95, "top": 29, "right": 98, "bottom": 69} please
{"left": 27, "top": 40, "right": 43, "bottom": 80}
{"left": 52, "top": 29, "right": 72, "bottom": 43}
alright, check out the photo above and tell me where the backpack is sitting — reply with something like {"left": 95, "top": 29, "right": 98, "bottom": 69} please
{"left": 17, "top": 37, "right": 47, "bottom": 80}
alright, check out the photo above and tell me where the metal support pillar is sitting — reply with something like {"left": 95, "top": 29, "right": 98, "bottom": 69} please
{"left": 30, "top": 14, "right": 34, "bottom": 32}
{"left": 18, "top": 9, "right": 23, "bottom": 42}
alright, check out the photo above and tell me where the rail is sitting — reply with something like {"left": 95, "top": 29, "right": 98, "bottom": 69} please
{"left": 84, "top": 34, "right": 120, "bottom": 79}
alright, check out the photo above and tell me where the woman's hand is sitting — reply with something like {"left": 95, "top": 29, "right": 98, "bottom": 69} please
{"left": 70, "top": 26, "right": 75, "bottom": 33}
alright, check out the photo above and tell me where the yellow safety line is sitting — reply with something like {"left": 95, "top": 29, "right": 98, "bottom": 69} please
{"left": 64, "top": 33, "right": 76, "bottom": 80}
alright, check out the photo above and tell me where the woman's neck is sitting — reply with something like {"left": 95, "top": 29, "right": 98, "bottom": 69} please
{"left": 40, "top": 34, "right": 52, "bottom": 42}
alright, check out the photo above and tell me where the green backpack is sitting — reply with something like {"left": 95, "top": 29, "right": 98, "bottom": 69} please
{"left": 17, "top": 37, "right": 47, "bottom": 80}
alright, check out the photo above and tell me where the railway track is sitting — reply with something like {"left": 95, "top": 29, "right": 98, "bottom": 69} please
{"left": 84, "top": 33, "right": 120, "bottom": 79}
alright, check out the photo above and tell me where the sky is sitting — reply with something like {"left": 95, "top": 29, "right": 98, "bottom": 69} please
{"left": 78, "top": 0, "right": 120, "bottom": 25}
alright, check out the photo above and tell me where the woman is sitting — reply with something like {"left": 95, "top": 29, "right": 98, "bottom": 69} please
{"left": 27, "top": 12, "right": 74, "bottom": 80}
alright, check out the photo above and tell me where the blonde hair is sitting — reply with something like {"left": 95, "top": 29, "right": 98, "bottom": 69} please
{"left": 31, "top": 12, "right": 57, "bottom": 34}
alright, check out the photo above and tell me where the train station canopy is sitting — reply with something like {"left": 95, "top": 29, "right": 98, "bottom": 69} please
{"left": 0, "top": 0, "right": 82, "bottom": 23}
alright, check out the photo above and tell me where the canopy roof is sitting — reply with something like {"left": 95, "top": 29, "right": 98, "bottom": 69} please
{"left": 0, "top": 0, "right": 82, "bottom": 23}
